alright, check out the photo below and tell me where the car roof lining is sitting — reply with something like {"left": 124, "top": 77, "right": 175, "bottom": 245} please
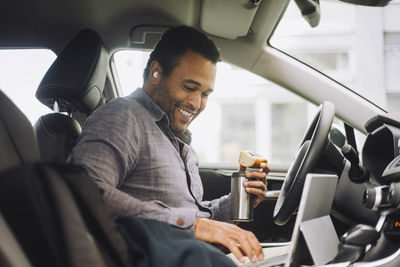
{"left": 0, "top": 0, "right": 284, "bottom": 53}
{"left": 0, "top": 0, "right": 385, "bottom": 131}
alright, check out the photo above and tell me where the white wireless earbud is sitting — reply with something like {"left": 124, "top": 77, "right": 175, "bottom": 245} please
{"left": 153, "top": 72, "right": 158, "bottom": 79}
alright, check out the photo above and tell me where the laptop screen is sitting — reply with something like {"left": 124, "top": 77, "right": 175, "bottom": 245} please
{"left": 285, "top": 173, "right": 339, "bottom": 266}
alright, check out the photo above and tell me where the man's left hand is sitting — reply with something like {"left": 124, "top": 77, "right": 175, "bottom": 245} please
{"left": 239, "top": 162, "right": 270, "bottom": 208}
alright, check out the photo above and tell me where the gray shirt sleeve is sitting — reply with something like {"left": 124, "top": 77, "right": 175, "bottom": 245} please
{"left": 68, "top": 100, "right": 198, "bottom": 229}
{"left": 201, "top": 193, "right": 232, "bottom": 222}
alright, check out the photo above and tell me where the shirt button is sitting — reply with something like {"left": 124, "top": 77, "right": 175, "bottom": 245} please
{"left": 177, "top": 218, "right": 185, "bottom": 226}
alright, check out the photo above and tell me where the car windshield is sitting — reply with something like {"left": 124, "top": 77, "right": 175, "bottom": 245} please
{"left": 270, "top": 0, "right": 400, "bottom": 113}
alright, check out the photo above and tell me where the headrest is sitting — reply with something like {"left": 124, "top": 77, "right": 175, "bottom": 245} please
{"left": 0, "top": 90, "right": 40, "bottom": 172}
{"left": 36, "top": 29, "right": 108, "bottom": 115}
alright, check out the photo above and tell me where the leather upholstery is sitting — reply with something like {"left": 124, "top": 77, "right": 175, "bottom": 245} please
{"left": 0, "top": 91, "right": 130, "bottom": 267}
{"left": 34, "top": 29, "right": 107, "bottom": 163}
{"left": 34, "top": 113, "right": 82, "bottom": 163}
{"left": 36, "top": 29, "right": 108, "bottom": 115}
{"left": 0, "top": 90, "right": 40, "bottom": 172}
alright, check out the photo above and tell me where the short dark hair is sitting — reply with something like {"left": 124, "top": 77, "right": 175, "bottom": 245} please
{"left": 143, "top": 26, "right": 221, "bottom": 80}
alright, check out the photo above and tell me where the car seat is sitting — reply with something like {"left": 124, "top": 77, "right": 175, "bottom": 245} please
{"left": 0, "top": 90, "right": 37, "bottom": 267}
{"left": 0, "top": 91, "right": 40, "bottom": 171}
{"left": 34, "top": 29, "right": 108, "bottom": 163}
{"left": 0, "top": 213, "right": 32, "bottom": 267}
{"left": 0, "top": 89, "right": 132, "bottom": 267}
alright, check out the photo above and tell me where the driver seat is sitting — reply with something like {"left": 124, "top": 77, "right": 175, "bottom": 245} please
{"left": 33, "top": 29, "right": 108, "bottom": 163}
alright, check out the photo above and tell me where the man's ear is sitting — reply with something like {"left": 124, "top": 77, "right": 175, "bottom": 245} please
{"left": 149, "top": 60, "right": 163, "bottom": 85}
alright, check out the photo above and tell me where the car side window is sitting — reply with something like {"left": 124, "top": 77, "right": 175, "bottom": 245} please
{"left": 113, "top": 50, "right": 321, "bottom": 167}
{"left": 0, "top": 49, "right": 56, "bottom": 124}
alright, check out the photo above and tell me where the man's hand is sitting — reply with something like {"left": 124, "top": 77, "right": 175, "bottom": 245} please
{"left": 194, "top": 218, "right": 264, "bottom": 263}
{"left": 240, "top": 162, "right": 270, "bottom": 208}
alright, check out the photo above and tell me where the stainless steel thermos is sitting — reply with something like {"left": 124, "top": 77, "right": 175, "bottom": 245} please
{"left": 230, "top": 171, "right": 254, "bottom": 222}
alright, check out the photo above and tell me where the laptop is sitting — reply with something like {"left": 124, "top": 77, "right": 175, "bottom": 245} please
{"left": 227, "top": 173, "right": 339, "bottom": 267}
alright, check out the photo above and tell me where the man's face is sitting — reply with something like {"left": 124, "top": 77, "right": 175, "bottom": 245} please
{"left": 151, "top": 50, "right": 216, "bottom": 134}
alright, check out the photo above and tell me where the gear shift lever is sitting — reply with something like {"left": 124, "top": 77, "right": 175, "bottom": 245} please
{"left": 330, "top": 224, "right": 380, "bottom": 264}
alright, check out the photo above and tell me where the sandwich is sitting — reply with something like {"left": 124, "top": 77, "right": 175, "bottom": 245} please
{"left": 239, "top": 151, "right": 268, "bottom": 168}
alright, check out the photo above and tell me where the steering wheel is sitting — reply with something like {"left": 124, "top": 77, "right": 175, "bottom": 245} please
{"left": 273, "top": 101, "right": 335, "bottom": 225}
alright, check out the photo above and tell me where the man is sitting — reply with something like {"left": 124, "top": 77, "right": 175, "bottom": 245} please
{"left": 69, "top": 26, "right": 270, "bottom": 263}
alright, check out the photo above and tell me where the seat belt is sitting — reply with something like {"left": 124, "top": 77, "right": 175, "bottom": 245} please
{"left": 179, "top": 142, "right": 214, "bottom": 218}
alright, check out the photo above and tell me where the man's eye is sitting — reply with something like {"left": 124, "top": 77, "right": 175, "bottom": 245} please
{"left": 184, "top": 86, "right": 196, "bottom": 91}
{"left": 202, "top": 92, "right": 209, "bottom": 98}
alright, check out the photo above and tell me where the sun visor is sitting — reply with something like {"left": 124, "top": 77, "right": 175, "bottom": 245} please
{"left": 200, "top": 0, "right": 261, "bottom": 40}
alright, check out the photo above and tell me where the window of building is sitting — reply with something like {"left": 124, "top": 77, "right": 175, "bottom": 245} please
{"left": 385, "top": 33, "right": 400, "bottom": 112}
{"left": 271, "top": 0, "right": 400, "bottom": 112}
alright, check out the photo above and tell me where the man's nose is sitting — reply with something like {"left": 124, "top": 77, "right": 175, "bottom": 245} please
{"left": 188, "top": 92, "right": 202, "bottom": 110}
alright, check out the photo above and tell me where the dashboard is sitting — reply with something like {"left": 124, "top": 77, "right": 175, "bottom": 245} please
{"left": 325, "top": 113, "right": 400, "bottom": 265}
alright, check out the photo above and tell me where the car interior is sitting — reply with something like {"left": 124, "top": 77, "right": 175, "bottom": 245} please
{"left": 1, "top": 0, "right": 400, "bottom": 266}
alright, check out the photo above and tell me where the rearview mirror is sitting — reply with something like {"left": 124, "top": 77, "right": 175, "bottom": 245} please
{"left": 294, "top": 0, "right": 320, "bottom": 28}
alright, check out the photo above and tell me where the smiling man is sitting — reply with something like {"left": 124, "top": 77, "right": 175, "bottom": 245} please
{"left": 69, "top": 26, "right": 269, "bottom": 263}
